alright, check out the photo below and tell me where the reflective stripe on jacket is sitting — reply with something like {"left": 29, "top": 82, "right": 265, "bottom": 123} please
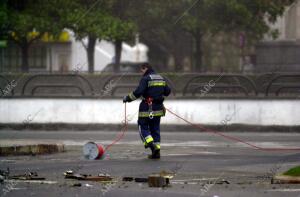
{"left": 126, "top": 69, "right": 171, "bottom": 117}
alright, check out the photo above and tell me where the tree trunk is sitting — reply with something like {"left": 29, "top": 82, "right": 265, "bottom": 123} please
{"left": 172, "top": 32, "right": 183, "bottom": 72}
{"left": 20, "top": 44, "right": 29, "bottom": 72}
{"left": 87, "top": 36, "right": 97, "bottom": 73}
{"left": 114, "top": 40, "right": 122, "bottom": 72}
{"left": 194, "top": 32, "right": 203, "bottom": 72}
{"left": 174, "top": 54, "right": 182, "bottom": 72}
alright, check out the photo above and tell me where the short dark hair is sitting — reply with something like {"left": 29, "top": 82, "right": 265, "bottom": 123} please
{"left": 140, "top": 63, "right": 152, "bottom": 70}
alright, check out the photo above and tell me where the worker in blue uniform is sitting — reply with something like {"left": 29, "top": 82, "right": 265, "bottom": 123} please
{"left": 123, "top": 63, "right": 171, "bottom": 159}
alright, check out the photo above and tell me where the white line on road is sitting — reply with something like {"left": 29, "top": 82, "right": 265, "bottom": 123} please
{"left": 268, "top": 189, "right": 300, "bottom": 192}
{"left": 167, "top": 152, "right": 219, "bottom": 156}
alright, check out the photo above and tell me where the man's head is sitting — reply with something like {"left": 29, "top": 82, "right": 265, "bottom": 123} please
{"left": 140, "top": 63, "right": 152, "bottom": 75}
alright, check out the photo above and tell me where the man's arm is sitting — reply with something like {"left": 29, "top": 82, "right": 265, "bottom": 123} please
{"left": 123, "top": 77, "right": 148, "bottom": 102}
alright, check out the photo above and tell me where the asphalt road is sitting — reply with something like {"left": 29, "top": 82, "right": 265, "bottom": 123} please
{"left": 1, "top": 130, "right": 300, "bottom": 197}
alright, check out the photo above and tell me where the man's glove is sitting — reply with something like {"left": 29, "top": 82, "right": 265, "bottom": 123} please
{"left": 123, "top": 96, "right": 130, "bottom": 103}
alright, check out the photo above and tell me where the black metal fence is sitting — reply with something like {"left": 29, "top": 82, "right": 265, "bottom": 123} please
{"left": 1, "top": 73, "right": 300, "bottom": 98}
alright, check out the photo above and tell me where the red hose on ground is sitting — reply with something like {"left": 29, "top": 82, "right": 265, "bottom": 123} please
{"left": 104, "top": 103, "right": 128, "bottom": 152}
{"left": 104, "top": 104, "right": 300, "bottom": 153}
{"left": 165, "top": 107, "right": 300, "bottom": 152}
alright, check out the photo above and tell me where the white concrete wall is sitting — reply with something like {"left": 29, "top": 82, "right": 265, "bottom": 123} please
{"left": 0, "top": 99, "right": 299, "bottom": 126}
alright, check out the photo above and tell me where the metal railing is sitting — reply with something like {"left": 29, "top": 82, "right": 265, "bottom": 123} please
{"left": 100, "top": 74, "right": 176, "bottom": 97}
{"left": 31, "top": 85, "right": 85, "bottom": 96}
{"left": 265, "top": 74, "right": 300, "bottom": 96}
{"left": 21, "top": 74, "right": 94, "bottom": 97}
{"left": 182, "top": 74, "right": 257, "bottom": 96}
{"left": 0, "top": 73, "right": 299, "bottom": 98}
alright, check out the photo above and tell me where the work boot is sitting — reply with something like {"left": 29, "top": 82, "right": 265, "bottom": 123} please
{"left": 147, "top": 143, "right": 160, "bottom": 159}
{"left": 148, "top": 149, "right": 160, "bottom": 159}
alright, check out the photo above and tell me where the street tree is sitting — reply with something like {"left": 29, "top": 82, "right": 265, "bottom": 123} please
{"left": 125, "top": 0, "right": 188, "bottom": 71}
{"left": 178, "top": 0, "right": 296, "bottom": 71}
{"left": 0, "top": 0, "right": 8, "bottom": 40}
{"left": 105, "top": 18, "right": 135, "bottom": 72}
{"left": 65, "top": 0, "right": 135, "bottom": 73}
{"left": 3, "top": 0, "right": 64, "bottom": 72}
{"left": 105, "top": 0, "right": 136, "bottom": 72}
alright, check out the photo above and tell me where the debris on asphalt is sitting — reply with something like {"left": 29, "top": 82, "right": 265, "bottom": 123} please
{"left": 135, "top": 177, "right": 148, "bottom": 183}
{"left": 64, "top": 170, "right": 112, "bottom": 182}
{"left": 0, "top": 175, "right": 4, "bottom": 184}
{"left": 122, "top": 170, "right": 174, "bottom": 186}
{"left": 4, "top": 179, "right": 57, "bottom": 184}
{"left": 85, "top": 183, "right": 93, "bottom": 187}
{"left": 0, "top": 168, "right": 10, "bottom": 179}
{"left": 10, "top": 171, "right": 45, "bottom": 180}
{"left": 159, "top": 170, "right": 175, "bottom": 179}
{"left": 148, "top": 174, "right": 171, "bottom": 187}
{"left": 71, "top": 183, "right": 82, "bottom": 187}
{"left": 215, "top": 179, "right": 230, "bottom": 184}
{"left": 122, "top": 177, "right": 148, "bottom": 183}
{"left": 122, "top": 177, "right": 134, "bottom": 182}
{"left": 237, "top": 181, "right": 252, "bottom": 185}
{"left": 171, "top": 178, "right": 230, "bottom": 185}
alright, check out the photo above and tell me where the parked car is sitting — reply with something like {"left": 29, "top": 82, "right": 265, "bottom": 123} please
{"left": 102, "top": 62, "right": 147, "bottom": 73}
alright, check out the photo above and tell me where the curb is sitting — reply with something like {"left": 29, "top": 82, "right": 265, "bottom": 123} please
{"left": 1, "top": 123, "right": 300, "bottom": 132}
{"left": 0, "top": 144, "right": 65, "bottom": 156}
{"left": 272, "top": 175, "right": 300, "bottom": 184}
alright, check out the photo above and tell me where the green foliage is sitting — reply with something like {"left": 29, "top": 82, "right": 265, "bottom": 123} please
{"left": 4, "top": 0, "right": 68, "bottom": 43}
{"left": 165, "top": 0, "right": 296, "bottom": 70}
{"left": 62, "top": 0, "right": 136, "bottom": 72}
{"left": 64, "top": 0, "right": 136, "bottom": 42}
{"left": 105, "top": 18, "right": 136, "bottom": 42}
{"left": 3, "top": 0, "right": 137, "bottom": 43}
{"left": 283, "top": 166, "right": 300, "bottom": 177}
{"left": 179, "top": 0, "right": 296, "bottom": 39}
{"left": 0, "top": 1, "right": 8, "bottom": 39}
{"left": 1, "top": 0, "right": 296, "bottom": 72}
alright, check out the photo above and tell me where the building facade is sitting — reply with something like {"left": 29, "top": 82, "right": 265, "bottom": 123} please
{"left": 0, "top": 31, "right": 148, "bottom": 73}
{"left": 255, "top": 1, "right": 300, "bottom": 72}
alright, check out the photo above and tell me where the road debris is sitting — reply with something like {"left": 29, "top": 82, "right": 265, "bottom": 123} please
{"left": 0, "top": 175, "right": 4, "bottom": 184}
{"left": 171, "top": 178, "right": 230, "bottom": 185}
{"left": 148, "top": 171, "right": 175, "bottom": 187}
{"left": 148, "top": 174, "right": 170, "bottom": 187}
{"left": 64, "top": 170, "right": 112, "bottom": 182}
{"left": 0, "top": 168, "right": 10, "bottom": 178}
{"left": 4, "top": 179, "right": 57, "bottom": 184}
{"left": 85, "top": 183, "right": 93, "bottom": 187}
{"left": 122, "top": 171, "right": 174, "bottom": 187}
{"left": 10, "top": 171, "right": 45, "bottom": 180}
{"left": 215, "top": 180, "right": 230, "bottom": 184}
{"left": 71, "top": 183, "right": 82, "bottom": 187}
{"left": 122, "top": 177, "right": 148, "bottom": 183}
